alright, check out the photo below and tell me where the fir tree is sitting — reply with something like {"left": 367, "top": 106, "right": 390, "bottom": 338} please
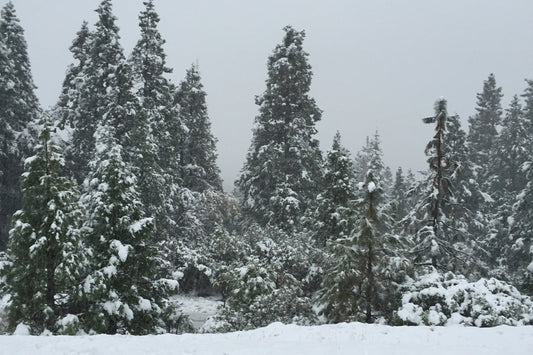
{"left": 442, "top": 113, "right": 488, "bottom": 276}
{"left": 4, "top": 124, "right": 86, "bottom": 334}
{"left": 319, "top": 167, "right": 405, "bottom": 323}
{"left": 353, "top": 132, "right": 386, "bottom": 183}
{"left": 80, "top": 124, "right": 171, "bottom": 334}
{"left": 509, "top": 161, "right": 533, "bottom": 294}
{"left": 408, "top": 99, "right": 454, "bottom": 269}
{"left": 391, "top": 167, "right": 409, "bottom": 222}
{"left": 236, "top": 26, "right": 323, "bottom": 232}
{"left": 66, "top": 0, "right": 125, "bottom": 183}
{"left": 467, "top": 73, "right": 502, "bottom": 187}
{"left": 175, "top": 64, "right": 222, "bottom": 192}
{"left": 313, "top": 132, "right": 356, "bottom": 246}
{"left": 0, "top": 1, "right": 40, "bottom": 249}
{"left": 493, "top": 95, "right": 529, "bottom": 197}
{"left": 129, "top": 0, "right": 182, "bottom": 240}
{"left": 56, "top": 21, "right": 91, "bottom": 130}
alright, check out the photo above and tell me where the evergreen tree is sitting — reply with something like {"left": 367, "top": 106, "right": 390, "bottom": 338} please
{"left": 319, "top": 166, "right": 405, "bottom": 323}
{"left": 509, "top": 160, "right": 533, "bottom": 294}
{"left": 354, "top": 132, "right": 386, "bottom": 183}
{"left": 175, "top": 64, "right": 222, "bottom": 192}
{"left": 56, "top": 21, "right": 91, "bottom": 130}
{"left": 442, "top": 113, "right": 488, "bottom": 276}
{"left": 407, "top": 99, "right": 454, "bottom": 270}
{"left": 66, "top": 0, "right": 125, "bottom": 183}
{"left": 129, "top": 0, "right": 182, "bottom": 240}
{"left": 504, "top": 81, "right": 533, "bottom": 293}
{"left": 313, "top": 132, "right": 356, "bottom": 246}
{"left": 4, "top": 124, "right": 86, "bottom": 334}
{"left": 0, "top": 1, "right": 40, "bottom": 249}
{"left": 80, "top": 124, "right": 171, "bottom": 334}
{"left": 391, "top": 167, "right": 409, "bottom": 222}
{"left": 492, "top": 96, "right": 526, "bottom": 196}
{"left": 467, "top": 73, "right": 502, "bottom": 187}
{"left": 236, "top": 26, "right": 323, "bottom": 232}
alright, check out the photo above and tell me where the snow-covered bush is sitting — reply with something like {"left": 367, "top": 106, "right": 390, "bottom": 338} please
{"left": 395, "top": 271, "right": 533, "bottom": 326}
{"left": 208, "top": 249, "right": 316, "bottom": 332}
{"left": 159, "top": 298, "right": 194, "bottom": 334}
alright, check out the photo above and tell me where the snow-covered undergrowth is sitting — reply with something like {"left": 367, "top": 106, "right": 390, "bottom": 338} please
{"left": 0, "top": 322, "right": 532, "bottom": 355}
{"left": 397, "top": 271, "right": 533, "bottom": 326}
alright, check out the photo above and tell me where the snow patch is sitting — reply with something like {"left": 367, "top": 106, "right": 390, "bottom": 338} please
{"left": 14, "top": 323, "right": 30, "bottom": 336}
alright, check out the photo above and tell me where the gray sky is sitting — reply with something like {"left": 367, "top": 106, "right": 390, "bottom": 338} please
{"left": 7, "top": 0, "right": 533, "bottom": 190}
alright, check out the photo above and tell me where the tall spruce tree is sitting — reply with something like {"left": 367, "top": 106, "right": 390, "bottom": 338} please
{"left": 503, "top": 81, "right": 533, "bottom": 293}
{"left": 319, "top": 154, "right": 405, "bottom": 323}
{"left": 79, "top": 124, "right": 170, "bottom": 334}
{"left": 236, "top": 26, "right": 323, "bottom": 232}
{"left": 391, "top": 167, "right": 410, "bottom": 223}
{"left": 313, "top": 132, "right": 356, "bottom": 246}
{"left": 0, "top": 1, "right": 40, "bottom": 249}
{"left": 4, "top": 124, "right": 86, "bottom": 334}
{"left": 467, "top": 73, "right": 502, "bottom": 188}
{"left": 175, "top": 64, "right": 222, "bottom": 192}
{"left": 129, "top": 0, "right": 182, "bottom": 240}
{"left": 508, "top": 160, "right": 533, "bottom": 294}
{"left": 56, "top": 21, "right": 91, "bottom": 130}
{"left": 442, "top": 113, "right": 488, "bottom": 276}
{"left": 407, "top": 99, "right": 454, "bottom": 270}
{"left": 65, "top": 0, "right": 125, "bottom": 184}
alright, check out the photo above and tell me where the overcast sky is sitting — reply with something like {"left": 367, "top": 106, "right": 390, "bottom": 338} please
{"left": 6, "top": 0, "right": 533, "bottom": 190}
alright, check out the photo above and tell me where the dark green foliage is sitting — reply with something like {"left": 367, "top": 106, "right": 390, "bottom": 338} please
{"left": 319, "top": 165, "right": 407, "bottom": 324}
{"left": 65, "top": 0, "right": 125, "bottom": 183}
{"left": 313, "top": 132, "right": 356, "bottom": 246}
{"left": 407, "top": 99, "right": 454, "bottom": 269}
{"left": 236, "top": 26, "right": 323, "bottom": 232}
{"left": 467, "top": 73, "right": 502, "bottom": 185}
{"left": 175, "top": 64, "right": 222, "bottom": 192}
{"left": 0, "top": 1, "right": 40, "bottom": 250}
{"left": 3, "top": 125, "right": 86, "bottom": 334}
{"left": 79, "top": 124, "right": 174, "bottom": 334}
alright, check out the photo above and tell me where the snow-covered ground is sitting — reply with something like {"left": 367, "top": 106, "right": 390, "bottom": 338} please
{"left": 174, "top": 295, "right": 223, "bottom": 329}
{"left": 0, "top": 322, "right": 532, "bottom": 355}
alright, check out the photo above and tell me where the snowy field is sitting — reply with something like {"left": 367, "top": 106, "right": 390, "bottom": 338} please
{"left": 0, "top": 322, "right": 532, "bottom": 355}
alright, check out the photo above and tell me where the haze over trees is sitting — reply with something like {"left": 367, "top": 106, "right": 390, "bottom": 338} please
{"left": 0, "top": 0, "right": 531, "bottom": 335}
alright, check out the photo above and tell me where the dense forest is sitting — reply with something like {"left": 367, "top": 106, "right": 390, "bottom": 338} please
{"left": 0, "top": 0, "right": 532, "bottom": 335}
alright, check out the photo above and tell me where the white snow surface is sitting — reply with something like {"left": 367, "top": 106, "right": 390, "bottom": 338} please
{"left": 1, "top": 322, "right": 532, "bottom": 354}
{"left": 174, "top": 295, "right": 223, "bottom": 329}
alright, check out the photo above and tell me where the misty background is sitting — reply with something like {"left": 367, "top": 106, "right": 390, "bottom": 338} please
{"left": 8, "top": 0, "right": 533, "bottom": 190}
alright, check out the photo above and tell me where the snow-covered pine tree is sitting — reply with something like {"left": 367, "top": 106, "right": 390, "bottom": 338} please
{"left": 129, "top": 0, "right": 183, "bottom": 241}
{"left": 493, "top": 95, "right": 529, "bottom": 199}
{"left": 504, "top": 81, "right": 533, "bottom": 294}
{"left": 407, "top": 99, "right": 454, "bottom": 270}
{"left": 4, "top": 123, "right": 86, "bottom": 334}
{"left": 0, "top": 1, "right": 40, "bottom": 250}
{"left": 442, "top": 113, "right": 488, "bottom": 276}
{"left": 313, "top": 132, "right": 356, "bottom": 246}
{"left": 467, "top": 73, "right": 502, "bottom": 190}
{"left": 508, "top": 160, "right": 533, "bottom": 294}
{"left": 391, "top": 167, "right": 410, "bottom": 223}
{"left": 319, "top": 159, "right": 406, "bottom": 323}
{"left": 65, "top": 0, "right": 125, "bottom": 184}
{"left": 175, "top": 64, "right": 222, "bottom": 192}
{"left": 80, "top": 123, "right": 173, "bottom": 334}
{"left": 236, "top": 26, "right": 323, "bottom": 232}
{"left": 55, "top": 21, "right": 91, "bottom": 130}
{"left": 353, "top": 132, "right": 386, "bottom": 184}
